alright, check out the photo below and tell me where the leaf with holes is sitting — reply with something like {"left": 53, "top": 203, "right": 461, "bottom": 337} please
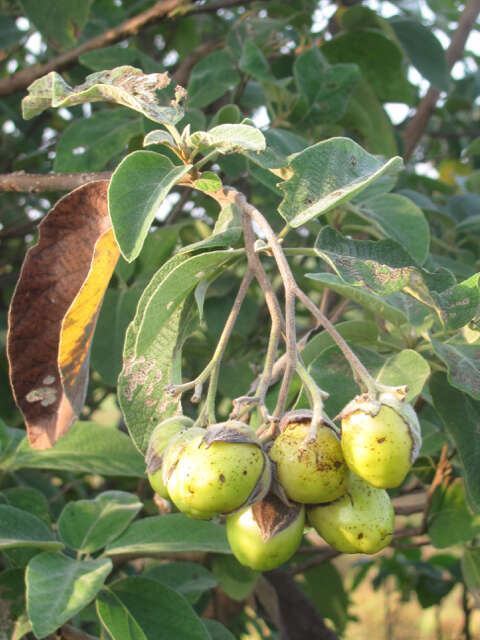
{"left": 278, "top": 137, "right": 402, "bottom": 227}
{"left": 7, "top": 181, "right": 119, "bottom": 449}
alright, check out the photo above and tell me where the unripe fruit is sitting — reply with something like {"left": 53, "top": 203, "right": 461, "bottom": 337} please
{"left": 340, "top": 392, "right": 421, "bottom": 489}
{"left": 308, "top": 473, "right": 394, "bottom": 554}
{"left": 145, "top": 416, "right": 194, "bottom": 498}
{"left": 165, "top": 421, "right": 271, "bottom": 520}
{"left": 226, "top": 494, "right": 305, "bottom": 571}
{"left": 268, "top": 411, "right": 348, "bottom": 504}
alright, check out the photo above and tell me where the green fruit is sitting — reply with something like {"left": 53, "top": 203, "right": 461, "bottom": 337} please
{"left": 308, "top": 473, "right": 394, "bottom": 554}
{"left": 226, "top": 494, "right": 305, "bottom": 571}
{"left": 166, "top": 422, "right": 270, "bottom": 519}
{"left": 269, "top": 414, "right": 348, "bottom": 504}
{"left": 145, "top": 416, "right": 194, "bottom": 499}
{"left": 341, "top": 403, "right": 416, "bottom": 489}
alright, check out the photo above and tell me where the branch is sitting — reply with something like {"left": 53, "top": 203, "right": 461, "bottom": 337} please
{"left": 403, "top": 0, "right": 480, "bottom": 159}
{"left": 60, "top": 625, "right": 99, "bottom": 640}
{"left": 0, "top": 0, "right": 258, "bottom": 98}
{"left": 0, "top": 171, "right": 112, "bottom": 193}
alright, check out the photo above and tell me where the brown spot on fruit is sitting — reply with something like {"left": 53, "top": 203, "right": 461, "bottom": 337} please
{"left": 219, "top": 473, "right": 225, "bottom": 483}
{"left": 377, "top": 437, "right": 386, "bottom": 443}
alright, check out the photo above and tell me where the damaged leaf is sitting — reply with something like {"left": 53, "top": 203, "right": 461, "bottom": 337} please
{"left": 22, "top": 66, "right": 185, "bottom": 124}
{"left": 7, "top": 181, "right": 119, "bottom": 449}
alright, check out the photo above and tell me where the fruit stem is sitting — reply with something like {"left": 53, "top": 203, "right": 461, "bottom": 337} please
{"left": 295, "top": 358, "right": 335, "bottom": 440}
{"left": 166, "top": 268, "right": 254, "bottom": 399}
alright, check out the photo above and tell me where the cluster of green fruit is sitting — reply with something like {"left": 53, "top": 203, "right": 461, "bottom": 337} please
{"left": 146, "top": 392, "right": 421, "bottom": 571}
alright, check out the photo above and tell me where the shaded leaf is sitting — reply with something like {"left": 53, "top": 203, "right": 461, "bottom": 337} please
{"left": 431, "top": 338, "right": 480, "bottom": 399}
{"left": 20, "top": 0, "right": 92, "bottom": 51}
{"left": 105, "top": 514, "right": 230, "bottom": 555}
{"left": 79, "top": 45, "right": 138, "bottom": 71}
{"left": 97, "top": 577, "right": 210, "bottom": 640}
{"left": 179, "top": 190, "right": 242, "bottom": 254}
{"left": 353, "top": 193, "right": 430, "bottom": 265}
{"left": 322, "top": 30, "right": 413, "bottom": 103}
{"left": 119, "top": 250, "right": 236, "bottom": 453}
{"left": 428, "top": 480, "right": 480, "bottom": 547}
{"left": 187, "top": 51, "right": 240, "bottom": 108}
{"left": 7, "top": 181, "right": 119, "bottom": 449}
{"left": 211, "top": 555, "right": 258, "bottom": 601}
{"left": 294, "top": 47, "right": 360, "bottom": 123}
{"left": 54, "top": 109, "right": 142, "bottom": 173}
{"left": 298, "top": 563, "right": 349, "bottom": 634}
{"left": 57, "top": 491, "right": 142, "bottom": 553}
{"left": 278, "top": 137, "right": 402, "bottom": 227}
{"left": 27, "top": 553, "right": 112, "bottom": 638}
{"left": 430, "top": 372, "right": 480, "bottom": 512}
{"left": 390, "top": 18, "right": 449, "bottom": 91}
{"left": 5, "top": 422, "right": 145, "bottom": 477}
{"left": 203, "top": 620, "right": 236, "bottom": 640}
{"left": 301, "top": 320, "right": 379, "bottom": 367}
{"left": 108, "top": 150, "right": 192, "bottom": 262}
{"left": 0, "top": 505, "right": 62, "bottom": 551}
{"left": 22, "top": 66, "right": 184, "bottom": 124}
{"left": 462, "top": 547, "right": 480, "bottom": 607}
{"left": 434, "top": 273, "right": 480, "bottom": 331}
{"left": 1, "top": 486, "right": 51, "bottom": 525}
{"left": 145, "top": 562, "right": 217, "bottom": 604}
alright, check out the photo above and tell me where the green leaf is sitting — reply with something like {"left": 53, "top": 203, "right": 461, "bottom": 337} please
{"left": 190, "top": 124, "right": 266, "bottom": 155}
{"left": 211, "top": 555, "right": 259, "bottom": 601}
{"left": 298, "top": 563, "right": 349, "bottom": 634}
{"left": 428, "top": 481, "right": 480, "bottom": 548}
{"left": 430, "top": 372, "right": 480, "bottom": 512}
{"left": 239, "top": 39, "right": 272, "bottom": 82}
{"left": 97, "top": 577, "right": 210, "bottom": 640}
{"left": 54, "top": 109, "right": 142, "bottom": 173}
{"left": 203, "top": 620, "right": 236, "bottom": 640}
{"left": 278, "top": 137, "right": 402, "bottom": 227}
{"left": 7, "top": 422, "right": 145, "bottom": 477}
{"left": 109, "top": 151, "right": 192, "bottom": 262}
{"left": 20, "top": 0, "right": 92, "bottom": 50}
{"left": 375, "top": 350, "right": 431, "bottom": 402}
{"left": 144, "top": 562, "right": 217, "bottom": 604}
{"left": 27, "top": 553, "right": 112, "bottom": 638}
{"left": 431, "top": 337, "right": 480, "bottom": 399}
{"left": 187, "top": 51, "right": 240, "bottom": 108}
{"left": 1, "top": 487, "right": 51, "bottom": 525}
{"left": 0, "top": 505, "right": 61, "bottom": 551}
{"left": 301, "top": 320, "right": 379, "bottom": 367}
{"left": 390, "top": 18, "right": 449, "bottom": 91}
{"left": 353, "top": 193, "right": 431, "bottom": 265}
{"left": 179, "top": 201, "right": 242, "bottom": 253}
{"left": 294, "top": 47, "right": 360, "bottom": 123}
{"left": 306, "top": 272, "right": 408, "bottom": 326}
{"left": 322, "top": 30, "right": 413, "bottom": 103}
{"left": 119, "top": 251, "right": 236, "bottom": 453}
{"left": 105, "top": 514, "right": 230, "bottom": 555}
{"left": 193, "top": 172, "right": 223, "bottom": 192}
{"left": 57, "top": 491, "right": 142, "bottom": 553}
{"left": 143, "top": 129, "right": 176, "bottom": 148}
{"left": 462, "top": 547, "right": 480, "bottom": 606}
{"left": 22, "top": 66, "right": 184, "bottom": 124}
{"left": 91, "top": 286, "right": 143, "bottom": 386}
{"left": 79, "top": 45, "right": 138, "bottom": 71}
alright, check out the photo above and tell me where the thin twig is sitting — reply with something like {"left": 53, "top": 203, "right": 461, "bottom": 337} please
{"left": 0, "top": 171, "right": 112, "bottom": 193}
{"left": 403, "top": 0, "right": 480, "bottom": 159}
{"left": 0, "top": 0, "right": 258, "bottom": 98}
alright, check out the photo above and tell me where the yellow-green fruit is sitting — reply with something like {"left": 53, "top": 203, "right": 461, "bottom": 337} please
{"left": 308, "top": 473, "right": 394, "bottom": 554}
{"left": 269, "top": 421, "right": 348, "bottom": 504}
{"left": 148, "top": 470, "right": 169, "bottom": 498}
{"left": 166, "top": 432, "right": 267, "bottom": 519}
{"left": 226, "top": 495, "right": 305, "bottom": 571}
{"left": 341, "top": 405, "right": 414, "bottom": 489}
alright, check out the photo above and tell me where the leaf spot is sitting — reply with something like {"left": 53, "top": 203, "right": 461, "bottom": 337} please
{"left": 42, "top": 375, "right": 55, "bottom": 385}
{"left": 25, "top": 387, "right": 57, "bottom": 407}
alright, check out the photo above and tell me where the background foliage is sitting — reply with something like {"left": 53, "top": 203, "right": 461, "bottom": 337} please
{"left": 1, "top": 0, "right": 480, "bottom": 638}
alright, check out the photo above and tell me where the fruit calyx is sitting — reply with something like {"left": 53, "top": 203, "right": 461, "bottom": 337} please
{"left": 252, "top": 493, "right": 303, "bottom": 542}
{"left": 145, "top": 415, "right": 194, "bottom": 475}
